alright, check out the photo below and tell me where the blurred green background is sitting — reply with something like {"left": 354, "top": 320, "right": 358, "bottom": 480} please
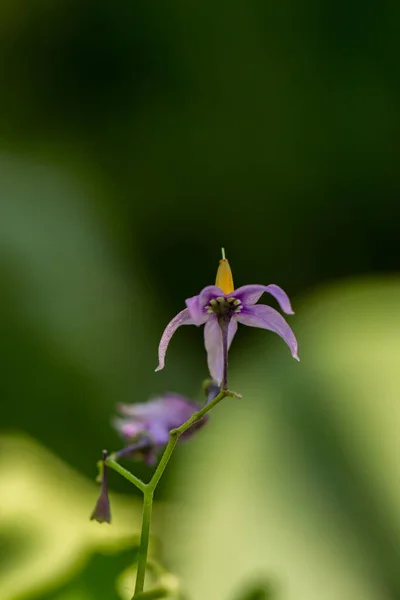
{"left": 1, "top": 1, "right": 400, "bottom": 599}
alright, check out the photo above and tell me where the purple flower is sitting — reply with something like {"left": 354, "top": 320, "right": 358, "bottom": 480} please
{"left": 156, "top": 250, "right": 299, "bottom": 386}
{"left": 113, "top": 393, "right": 208, "bottom": 464}
{"left": 90, "top": 450, "right": 111, "bottom": 524}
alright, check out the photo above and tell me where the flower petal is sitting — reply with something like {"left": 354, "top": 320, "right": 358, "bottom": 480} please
{"left": 156, "top": 308, "right": 194, "bottom": 372}
{"left": 147, "top": 420, "right": 171, "bottom": 446}
{"left": 113, "top": 418, "right": 143, "bottom": 439}
{"left": 237, "top": 304, "right": 299, "bottom": 359}
{"left": 185, "top": 294, "right": 209, "bottom": 325}
{"left": 204, "top": 317, "right": 238, "bottom": 384}
{"left": 233, "top": 284, "right": 294, "bottom": 314}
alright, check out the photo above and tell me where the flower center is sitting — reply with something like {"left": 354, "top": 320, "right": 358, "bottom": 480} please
{"left": 205, "top": 296, "right": 243, "bottom": 316}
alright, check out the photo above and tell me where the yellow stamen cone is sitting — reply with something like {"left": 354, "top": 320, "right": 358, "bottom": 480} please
{"left": 215, "top": 249, "right": 234, "bottom": 294}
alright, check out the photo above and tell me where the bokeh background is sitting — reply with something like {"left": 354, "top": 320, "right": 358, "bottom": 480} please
{"left": 1, "top": 1, "right": 400, "bottom": 599}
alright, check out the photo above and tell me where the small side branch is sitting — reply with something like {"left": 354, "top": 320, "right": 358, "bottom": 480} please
{"left": 105, "top": 457, "right": 147, "bottom": 493}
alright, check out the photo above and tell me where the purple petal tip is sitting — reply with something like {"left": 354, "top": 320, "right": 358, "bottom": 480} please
{"left": 90, "top": 509, "right": 111, "bottom": 524}
{"left": 90, "top": 488, "right": 111, "bottom": 524}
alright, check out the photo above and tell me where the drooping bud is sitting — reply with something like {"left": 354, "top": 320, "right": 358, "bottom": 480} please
{"left": 90, "top": 450, "right": 111, "bottom": 524}
{"left": 215, "top": 248, "right": 234, "bottom": 294}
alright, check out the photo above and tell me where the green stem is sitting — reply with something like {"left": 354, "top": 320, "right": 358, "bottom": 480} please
{"left": 126, "top": 388, "right": 233, "bottom": 597}
{"left": 105, "top": 458, "right": 146, "bottom": 493}
{"left": 134, "top": 488, "right": 154, "bottom": 596}
{"left": 148, "top": 388, "right": 229, "bottom": 493}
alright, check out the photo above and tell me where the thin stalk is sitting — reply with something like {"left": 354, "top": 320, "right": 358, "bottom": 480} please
{"left": 149, "top": 388, "right": 229, "bottom": 492}
{"left": 132, "top": 388, "right": 230, "bottom": 595}
{"left": 106, "top": 457, "right": 146, "bottom": 493}
{"left": 134, "top": 489, "right": 154, "bottom": 596}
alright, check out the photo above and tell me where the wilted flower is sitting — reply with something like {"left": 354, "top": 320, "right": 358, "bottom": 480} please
{"left": 113, "top": 393, "right": 209, "bottom": 464}
{"left": 156, "top": 249, "right": 299, "bottom": 386}
{"left": 90, "top": 450, "right": 111, "bottom": 524}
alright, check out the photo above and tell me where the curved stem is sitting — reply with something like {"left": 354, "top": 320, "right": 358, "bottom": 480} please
{"left": 134, "top": 488, "right": 154, "bottom": 597}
